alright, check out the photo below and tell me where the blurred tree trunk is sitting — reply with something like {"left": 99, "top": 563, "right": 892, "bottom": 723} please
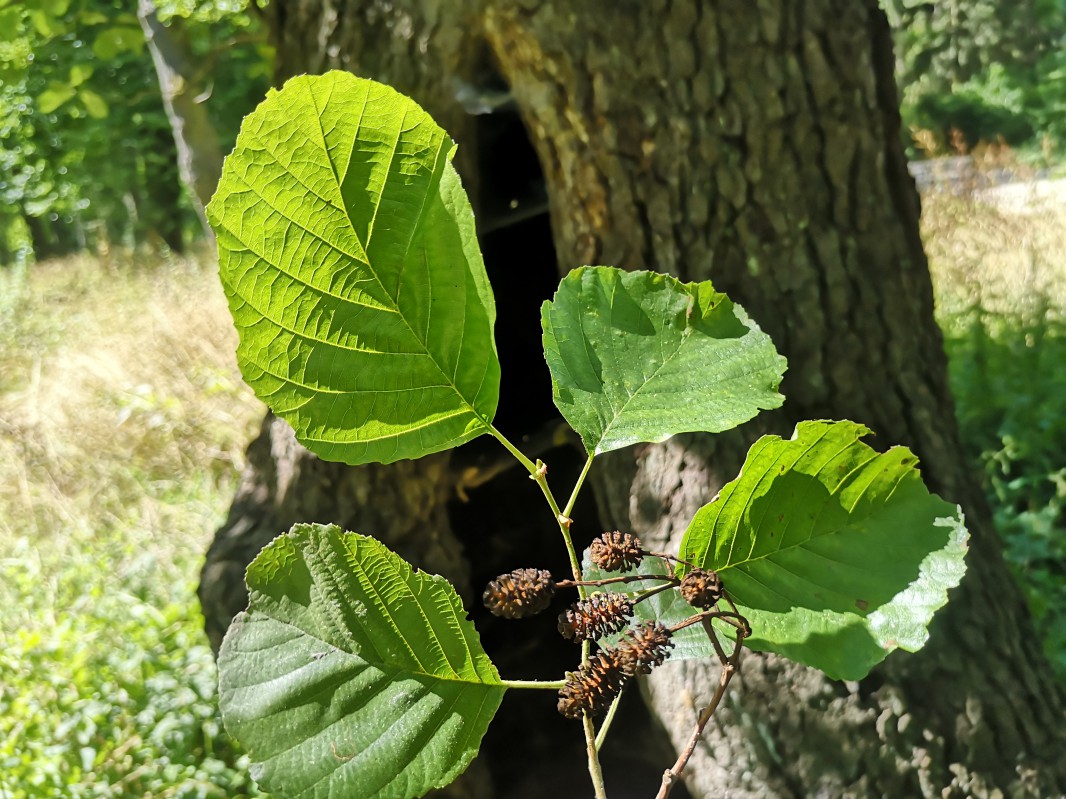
{"left": 139, "top": 127, "right": 186, "bottom": 253}
{"left": 137, "top": 0, "right": 223, "bottom": 238}
{"left": 199, "top": 1, "right": 1066, "bottom": 797}
{"left": 22, "top": 205, "right": 78, "bottom": 261}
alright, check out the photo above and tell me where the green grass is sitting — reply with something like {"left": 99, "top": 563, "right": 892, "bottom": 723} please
{"left": 0, "top": 251, "right": 265, "bottom": 796}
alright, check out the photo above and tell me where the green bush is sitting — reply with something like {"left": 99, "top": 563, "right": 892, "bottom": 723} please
{"left": 943, "top": 305, "right": 1066, "bottom": 681}
{"left": 910, "top": 83, "right": 1034, "bottom": 150}
{"left": 0, "top": 527, "right": 263, "bottom": 798}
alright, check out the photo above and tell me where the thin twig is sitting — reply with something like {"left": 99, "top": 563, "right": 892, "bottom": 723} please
{"left": 584, "top": 711, "right": 609, "bottom": 799}
{"left": 595, "top": 691, "right": 625, "bottom": 749}
{"left": 557, "top": 574, "right": 679, "bottom": 588}
{"left": 646, "top": 550, "right": 697, "bottom": 570}
{"left": 634, "top": 580, "right": 682, "bottom": 605}
{"left": 654, "top": 660, "right": 736, "bottom": 799}
{"left": 655, "top": 607, "right": 748, "bottom": 799}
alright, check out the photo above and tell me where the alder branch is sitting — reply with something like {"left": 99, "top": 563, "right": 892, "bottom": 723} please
{"left": 655, "top": 611, "right": 748, "bottom": 799}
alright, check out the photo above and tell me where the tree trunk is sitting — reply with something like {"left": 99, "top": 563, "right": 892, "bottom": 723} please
{"left": 138, "top": 0, "right": 224, "bottom": 238}
{"left": 200, "top": 1, "right": 1066, "bottom": 797}
{"left": 21, "top": 206, "right": 78, "bottom": 261}
{"left": 138, "top": 127, "right": 186, "bottom": 253}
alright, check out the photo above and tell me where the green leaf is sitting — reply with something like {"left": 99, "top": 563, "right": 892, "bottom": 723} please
{"left": 37, "top": 82, "right": 75, "bottom": 114}
{"left": 0, "top": 9, "right": 23, "bottom": 42}
{"left": 78, "top": 10, "right": 109, "bottom": 25}
{"left": 678, "top": 420, "right": 969, "bottom": 680}
{"left": 541, "top": 267, "right": 786, "bottom": 455}
{"left": 208, "top": 71, "right": 500, "bottom": 465}
{"left": 30, "top": 8, "right": 60, "bottom": 36}
{"left": 39, "top": 0, "right": 71, "bottom": 15}
{"left": 78, "top": 89, "right": 108, "bottom": 119}
{"left": 91, "top": 26, "right": 144, "bottom": 60}
{"left": 219, "top": 523, "right": 505, "bottom": 799}
{"left": 69, "top": 64, "right": 92, "bottom": 87}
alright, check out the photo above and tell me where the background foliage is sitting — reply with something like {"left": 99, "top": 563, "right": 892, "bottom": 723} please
{"left": 0, "top": 254, "right": 265, "bottom": 795}
{"left": 0, "top": 0, "right": 269, "bottom": 262}
{"left": 885, "top": 0, "right": 1066, "bottom": 153}
{"left": 924, "top": 186, "right": 1066, "bottom": 679}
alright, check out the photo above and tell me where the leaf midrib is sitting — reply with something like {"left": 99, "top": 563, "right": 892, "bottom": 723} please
{"left": 255, "top": 615, "right": 503, "bottom": 688}
{"left": 350, "top": 112, "right": 491, "bottom": 427}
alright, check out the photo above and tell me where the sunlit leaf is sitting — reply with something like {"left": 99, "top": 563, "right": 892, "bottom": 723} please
{"left": 31, "top": 9, "right": 60, "bottom": 36}
{"left": 678, "top": 420, "right": 969, "bottom": 680}
{"left": 37, "top": 83, "right": 75, "bottom": 114}
{"left": 78, "top": 89, "right": 108, "bottom": 119}
{"left": 208, "top": 71, "right": 500, "bottom": 465}
{"left": 541, "top": 267, "right": 786, "bottom": 455}
{"left": 40, "top": 0, "right": 71, "bottom": 15}
{"left": 69, "top": 64, "right": 92, "bottom": 87}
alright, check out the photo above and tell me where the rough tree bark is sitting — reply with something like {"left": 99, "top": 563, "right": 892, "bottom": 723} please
{"left": 200, "top": 1, "right": 1066, "bottom": 797}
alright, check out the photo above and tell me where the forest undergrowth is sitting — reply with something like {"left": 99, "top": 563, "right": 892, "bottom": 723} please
{"left": 0, "top": 183, "right": 1062, "bottom": 793}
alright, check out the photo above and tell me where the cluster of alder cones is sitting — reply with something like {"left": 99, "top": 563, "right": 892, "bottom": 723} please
{"left": 483, "top": 531, "right": 740, "bottom": 719}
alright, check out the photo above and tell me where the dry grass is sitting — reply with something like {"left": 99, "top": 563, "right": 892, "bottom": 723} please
{"left": 916, "top": 138, "right": 1066, "bottom": 322}
{"left": 0, "top": 249, "right": 264, "bottom": 626}
{"left": 0, "top": 249, "right": 266, "bottom": 795}
{"left": 923, "top": 187, "right": 1066, "bottom": 322}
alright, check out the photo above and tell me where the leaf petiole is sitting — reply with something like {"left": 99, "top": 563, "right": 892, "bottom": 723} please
{"left": 487, "top": 423, "right": 538, "bottom": 475}
{"left": 499, "top": 678, "right": 567, "bottom": 690}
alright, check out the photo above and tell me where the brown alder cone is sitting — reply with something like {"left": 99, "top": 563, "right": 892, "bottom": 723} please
{"left": 614, "top": 621, "right": 675, "bottom": 677}
{"left": 679, "top": 568, "right": 724, "bottom": 609}
{"left": 558, "top": 592, "right": 634, "bottom": 641}
{"left": 557, "top": 649, "right": 628, "bottom": 718}
{"left": 483, "top": 568, "right": 556, "bottom": 618}
{"left": 589, "top": 531, "right": 646, "bottom": 572}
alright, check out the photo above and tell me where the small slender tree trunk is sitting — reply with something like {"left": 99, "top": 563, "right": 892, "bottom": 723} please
{"left": 137, "top": 128, "right": 186, "bottom": 253}
{"left": 21, "top": 210, "right": 52, "bottom": 261}
{"left": 137, "top": 0, "right": 224, "bottom": 238}
{"left": 21, "top": 206, "right": 77, "bottom": 261}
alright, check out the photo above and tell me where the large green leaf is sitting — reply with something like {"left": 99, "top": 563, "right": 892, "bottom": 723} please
{"left": 678, "top": 420, "right": 969, "bottom": 680}
{"left": 208, "top": 72, "right": 500, "bottom": 465}
{"left": 218, "top": 523, "right": 505, "bottom": 799}
{"left": 541, "top": 267, "right": 786, "bottom": 455}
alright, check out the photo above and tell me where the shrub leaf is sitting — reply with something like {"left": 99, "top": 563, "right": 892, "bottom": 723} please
{"left": 207, "top": 71, "right": 499, "bottom": 464}
{"left": 541, "top": 267, "right": 786, "bottom": 455}
{"left": 218, "top": 523, "right": 505, "bottom": 799}
{"left": 678, "top": 420, "right": 969, "bottom": 679}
